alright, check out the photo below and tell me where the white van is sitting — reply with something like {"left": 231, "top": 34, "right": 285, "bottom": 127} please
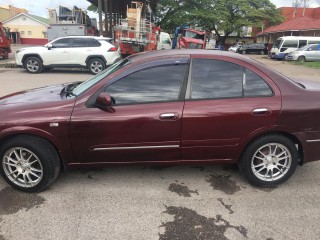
{"left": 270, "top": 36, "right": 320, "bottom": 59}
{"left": 157, "top": 32, "right": 172, "bottom": 50}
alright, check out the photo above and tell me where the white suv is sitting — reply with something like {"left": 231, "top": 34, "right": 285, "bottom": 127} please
{"left": 15, "top": 36, "right": 121, "bottom": 74}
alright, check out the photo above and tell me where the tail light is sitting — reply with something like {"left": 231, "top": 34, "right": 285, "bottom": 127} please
{"left": 108, "top": 47, "right": 118, "bottom": 52}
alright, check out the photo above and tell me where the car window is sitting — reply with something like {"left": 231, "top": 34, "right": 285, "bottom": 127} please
{"left": 244, "top": 69, "right": 273, "bottom": 97}
{"left": 52, "top": 38, "right": 70, "bottom": 48}
{"left": 298, "top": 40, "right": 307, "bottom": 48}
{"left": 309, "top": 45, "right": 318, "bottom": 51}
{"left": 72, "top": 38, "right": 89, "bottom": 47}
{"left": 89, "top": 38, "right": 102, "bottom": 47}
{"left": 282, "top": 40, "right": 298, "bottom": 48}
{"left": 191, "top": 59, "right": 243, "bottom": 99}
{"left": 191, "top": 59, "right": 272, "bottom": 99}
{"left": 106, "top": 64, "right": 186, "bottom": 105}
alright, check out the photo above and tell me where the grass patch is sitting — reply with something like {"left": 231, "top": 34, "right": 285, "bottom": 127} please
{"left": 291, "top": 61, "right": 320, "bottom": 69}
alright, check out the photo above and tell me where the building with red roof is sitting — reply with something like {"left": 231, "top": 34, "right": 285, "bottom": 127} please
{"left": 257, "top": 7, "right": 320, "bottom": 44}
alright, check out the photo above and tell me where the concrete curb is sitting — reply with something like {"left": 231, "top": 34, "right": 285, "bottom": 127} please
{"left": 0, "top": 61, "right": 17, "bottom": 68}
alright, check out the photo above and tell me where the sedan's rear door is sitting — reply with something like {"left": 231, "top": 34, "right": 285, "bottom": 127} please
{"left": 181, "top": 55, "right": 281, "bottom": 163}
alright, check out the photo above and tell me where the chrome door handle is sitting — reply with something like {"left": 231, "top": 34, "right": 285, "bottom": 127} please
{"left": 252, "top": 108, "right": 270, "bottom": 115}
{"left": 159, "top": 113, "right": 179, "bottom": 120}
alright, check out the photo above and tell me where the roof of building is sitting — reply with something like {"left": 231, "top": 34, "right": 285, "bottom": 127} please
{"left": 3, "top": 13, "right": 49, "bottom": 26}
{"left": 28, "top": 14, "right": 49, "bottom": 25}
{"left": 279, "top": 7, "right": 320, "bottom": 20}
{"left": 257, "top": 16, "right": 320, "bottom": 36}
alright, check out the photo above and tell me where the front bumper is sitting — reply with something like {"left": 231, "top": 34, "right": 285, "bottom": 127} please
{"left": 270, "top": 52, "right": 287, "bottom": 60}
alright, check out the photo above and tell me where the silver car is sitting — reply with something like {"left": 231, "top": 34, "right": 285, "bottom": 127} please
{"left": 286, "top": 44, "right": 320, "bottom": 62}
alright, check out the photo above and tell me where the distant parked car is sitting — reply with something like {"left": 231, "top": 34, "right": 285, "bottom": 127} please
{"left": 15, "top": 36, "right": 121, "bottom": 75}
{"left": 238, "top": 43, "right": 268, "bottom": 55}
{"left": 286, "top": 44, "right": 320, "bottom": 62}
{"left": 228, "top": 42, "right": 244, "bottom": 53}
{"left": 2, "top": 49, "right": 320, "bottom": 192}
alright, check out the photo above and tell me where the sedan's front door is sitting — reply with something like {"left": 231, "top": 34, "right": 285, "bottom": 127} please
{"left": 70, "top": 60, "right": 189, "bottom": 164}
{"left": 42, "top": 38, "right": 71, "bottom": 65}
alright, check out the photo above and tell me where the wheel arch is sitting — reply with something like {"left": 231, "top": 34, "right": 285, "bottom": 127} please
{"left": 85, "top": 55, "right": 107, "bottom": 66}
{"left": 240, "top": 131, "right": 304, "bottom": 165}
{"left": 0, "top": 131, "right": 67, "bottom": 171}
{"left": 22, "top": 54, "right": 44, "bottom": 67}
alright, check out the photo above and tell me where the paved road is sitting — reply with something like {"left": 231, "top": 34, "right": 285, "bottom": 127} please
{"left": 1, "top": 58, "right": 320, "bottom": 240}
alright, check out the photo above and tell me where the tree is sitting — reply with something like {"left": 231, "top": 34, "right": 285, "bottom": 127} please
{"left": 156, "top": 0, "right": 283, "bottom": 45}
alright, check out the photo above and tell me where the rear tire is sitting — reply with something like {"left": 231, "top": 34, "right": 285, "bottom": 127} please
{"left": 88, "top": 58, "right": 106, "bottom": 75}
{"left": 0, "top": 135, "right": 61, "bottom": 192}
{"left": 24, "top": 57, "right": 43, "bottom": 73}
{"left": 297, "top": 56, "right": 306, "bottom": 62}
{"left": 239, "top": 135, "right": 298, "bottom": 187}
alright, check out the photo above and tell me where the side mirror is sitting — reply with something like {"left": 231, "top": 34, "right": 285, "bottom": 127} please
{"left": 95, "top": 92, "right": 113, "bottom": 108}
{"left": 46, "top": 43, "right": 53, "bottom": 50}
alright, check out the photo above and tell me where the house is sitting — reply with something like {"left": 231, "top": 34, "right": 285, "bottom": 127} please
{"left": 3, "top": 13, "right": 49, "bottom": 45}
{"left": 0, "top": 5, "right": 28, "bottom": 22}
{"left": 257, "top": 7, "right": 320, "bottom": 44}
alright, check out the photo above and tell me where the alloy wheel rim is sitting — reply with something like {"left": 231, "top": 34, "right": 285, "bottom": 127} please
{"left": 2, "top": 147, "right": 43, "bottom": 188}
{"left": 90, "top": 61, "right": 103, "bottom": 74}
{"left": 251, "top": 143, "right": 292, "bottom": 182}
{"left": 26, "top": 60, "right": 39, "bottom": 72}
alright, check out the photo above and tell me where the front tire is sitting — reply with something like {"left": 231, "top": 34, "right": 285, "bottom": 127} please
{"left": 24, "top": 57, "right": 43, "bottom": 73}
{"left": 297, "top": 56, "right": 306, "bottom": 62}
{"left": 0, "top": 135, "right": 61, "bottom": 192}
{"left": 239, "top": 135, "right": 298, "bottom": 187}
{"left": 88, "top": 58, "right": 106, "bottom": 75}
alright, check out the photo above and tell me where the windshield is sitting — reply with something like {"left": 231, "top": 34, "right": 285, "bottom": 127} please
{"left": 273, "top": 39, "right": 282, "bottom": 49}
{"left": 72, "top": 59, "right": 130, "bottom": 96}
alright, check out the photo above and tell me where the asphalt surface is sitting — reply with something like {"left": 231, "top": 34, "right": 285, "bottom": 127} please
{"left": 1, "top": 54, "right": 320, "bottom": 240}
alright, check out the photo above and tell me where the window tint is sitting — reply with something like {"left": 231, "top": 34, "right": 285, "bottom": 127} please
{"left": 191, "top": 59, "right": 243, "bottom": 99}
{"left": 282, "top": 40, "right": 298, "bottom": 48}
{"left": 191, "top": 59, "right": 273, "bottom": 100}
{"left": 89, "top": 38, "right": 102, "bottom": 47}
{"left": 308, "top": 40, "right": 320, "bottom": 44}
{"left": 72, "top": 38, "right": 89, "bottom": 47}
{"left": 52, "top": 38, "right": 70, "bottom": 48}
{"left": 245, "top": 69, "right": 272, "bottom": 97}
{"left": 299, "top": 40, "right": 307, "bottom": 48}
{"left": 106, "top": 64, "right": 186, "bottom": 105}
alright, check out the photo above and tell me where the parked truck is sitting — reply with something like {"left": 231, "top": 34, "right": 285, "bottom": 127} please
{"left": 172, "top": 26, "right": 207, "bottom": 49}
{"left": 47, "top": 24, "right": 88, "bottom": 41}
{"left": 114, "top": 1, "right": 159, "bottom": 57}
{"left": 0, "top": 22, "right": 11, "bottom": 60}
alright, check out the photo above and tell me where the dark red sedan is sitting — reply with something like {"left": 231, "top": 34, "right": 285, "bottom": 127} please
{"left": 1, "top": 49, "right": 320, "bottom": 192}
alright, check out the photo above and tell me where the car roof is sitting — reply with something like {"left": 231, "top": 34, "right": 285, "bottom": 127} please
{"left": 127, "top": 49, "right": 273, "bottom": 77}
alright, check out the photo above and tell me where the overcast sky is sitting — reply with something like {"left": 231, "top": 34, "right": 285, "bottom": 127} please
{"left": 0, "top": 0, "right": 320, "bottom": 19}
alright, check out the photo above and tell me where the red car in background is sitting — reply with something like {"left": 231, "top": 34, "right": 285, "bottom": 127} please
{"left": 1, "top": 49, "right": 320, "bottom": 192}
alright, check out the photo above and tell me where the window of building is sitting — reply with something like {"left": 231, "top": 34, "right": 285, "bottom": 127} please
{"left": 21, "top": 31, "right": 25, "bottom": 35}
{"left": 28, "top": 31, "right": 32, "bottom": 36}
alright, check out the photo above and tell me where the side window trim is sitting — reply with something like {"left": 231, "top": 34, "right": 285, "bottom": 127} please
{"left": 105, "top": 63, "right": 188, "bottom": 106}
{"left": 187, "top": 58, "right": 274, "bottom": 101}
{"left": 86, "top": 58, "right": 190, "bottom": 108}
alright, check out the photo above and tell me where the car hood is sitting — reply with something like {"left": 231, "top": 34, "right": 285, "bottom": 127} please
{"left": 18, "top": 46, "right": 46, "bottom": 52}
{"left": 0, "top": 84, "right": 70, "bottom": 105}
